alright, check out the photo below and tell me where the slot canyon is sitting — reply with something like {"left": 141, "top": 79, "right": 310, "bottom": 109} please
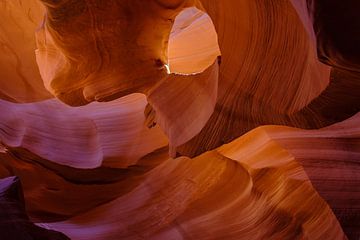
{"left": 0, "top": 0, "right": 359, "bottom": 239}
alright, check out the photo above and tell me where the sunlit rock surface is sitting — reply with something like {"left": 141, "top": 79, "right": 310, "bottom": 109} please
{"left": 177, "top": 0, "right": 360, "bottom": 157}
{"left": 0, "top": 0, "right": 51, "bottom": 102}
{"left": 0, "top": 0, "right": 359, "bottom": 239}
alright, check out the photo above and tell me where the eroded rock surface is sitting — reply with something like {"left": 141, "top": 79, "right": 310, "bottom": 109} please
{"left": 0, "top": 0, "right": 359, "bottom": 239}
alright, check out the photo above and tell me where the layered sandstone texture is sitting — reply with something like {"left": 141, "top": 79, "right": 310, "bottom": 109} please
{"left": 0, "top": 0, "right": 359, "bottom": 239}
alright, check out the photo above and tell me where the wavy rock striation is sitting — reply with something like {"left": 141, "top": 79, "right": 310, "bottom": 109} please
{"left": 0, "top": 0, "right": 51, "bottom": 102}
{"left": 35, "top": 115, "right": 360, "bottom": 239}
{"left": 0, "top": 94, "right": 167, "bottom": 168}
{"left": 176, "top": 0, "right": 360, "bottom": 157}
{"left": 0, "top": 114, "right": 358, "bottom": 239}
{"left": 0, "top": 0, "right": 359, "bottom": 239}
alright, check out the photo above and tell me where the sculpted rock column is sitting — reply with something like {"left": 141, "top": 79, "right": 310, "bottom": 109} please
{"left": 36, "top": 0, "right": 201, "bottom": 105}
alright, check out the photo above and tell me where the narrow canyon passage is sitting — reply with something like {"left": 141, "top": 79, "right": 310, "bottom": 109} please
{"left": 0, "top": 0, "right": 359, "bottom": 239}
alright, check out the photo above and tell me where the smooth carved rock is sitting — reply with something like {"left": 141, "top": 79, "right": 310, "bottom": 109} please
{"left": 168, "top": 7, "right": 220, "bottom": 74}
{"left": 1, "top": 112, "right": 358, "bottom": 238}
{"left": 34, "top": 0, "right": 220, "bottom": 149}
{"left": 0, "top": 114, "right": 358, "bottom": 239}
{"left": 0, "top": 94, "right": 167, "bottom": 168}
{"left": 36, "top": 119, "right": 358, "bottom": 239}
{"left": 272, "top": 113, "right": 360, "bottom": 240}
{"left": 147, "top": 61, "right": 218, "bottom": 153}
{"left": 0, "top": 176, "right": 70, "bottom": 239}
{"left": 0, "top": 0, "right": 52, "bottom": 102}
{"left": 0, "top": 0, "right": 359, "bottom": 239}
{"left": 35, "top": 0, "right": 202, "bottom": 105}
{"left": 176, "top": 0, "right": 360, "bottom": 157}
{"left": 306, "top": 0, "right": 360, "bottom": 72}
{"left": 0, "top": 147, "right": 169, "bottom": 222}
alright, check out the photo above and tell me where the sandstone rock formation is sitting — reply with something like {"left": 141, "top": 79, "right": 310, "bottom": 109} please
{"left": 0, "top": 94, "right": 167, "bottom": 168}
{"left": 0, "top": 0, "right": 51, "bottom": 102}
{"left": 0, "top": 0, "right": 359, "bottom": 239}
{"left": 0, "top": 176, "right": 70, "bottom": 239}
